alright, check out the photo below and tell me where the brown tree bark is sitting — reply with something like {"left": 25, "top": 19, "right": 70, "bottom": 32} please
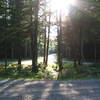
{"left": 31, "top": 0, "right": 40, "bottom": 72}
{"left": 43, "top": 26, "right": 47, "bottom": 64}
{"left": 45, "top": 11, "right": 51, "bottom": 65}
{"left": 57, "top": 12, "right": 63, "bottom": 79}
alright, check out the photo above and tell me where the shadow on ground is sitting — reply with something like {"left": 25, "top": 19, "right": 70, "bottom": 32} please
{"left": 0, "top": 80, "right": 100, "bottom": 100}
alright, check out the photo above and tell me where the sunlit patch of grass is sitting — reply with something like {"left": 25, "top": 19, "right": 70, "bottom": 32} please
{"left": 60, "top": 63, "right": 100, "bottom": 80}
{"left": 38, "top": 57, "right": 43, "bottom": 63}
{"left": 63, "top": 63, "right": 73, "bottom": 68}
{"left": 0, "top": 63, "right": 59, "bottom": 80}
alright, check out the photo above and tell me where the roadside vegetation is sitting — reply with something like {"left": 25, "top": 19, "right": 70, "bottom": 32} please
{"left": 0, "top": 0, "right": 100, "bottom": 81}
{"left": 60, "top": 63, "right": 100, "bottom": 80}
{"left": 0, "top": 62, "right": 100, "bottom": 80}
{"left": 0, "top": 64, "right": 58, "bottom": 80}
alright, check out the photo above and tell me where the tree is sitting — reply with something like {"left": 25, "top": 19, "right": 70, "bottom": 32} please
{"left": 61, "top": 0, "right": 100, "bottom": 66}
{"left": 56, "top": 12, "right": 63, "bottom": 79}
{"left": 45, "top": 7, "right": 51, "bottom": 65}
{"left": 0, "top": 0, "right": 31, "bottom": 67}
{"left": 31, "top": 0, "right": 40, "bottom": 72}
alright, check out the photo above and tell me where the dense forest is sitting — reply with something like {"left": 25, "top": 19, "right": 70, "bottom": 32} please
{"left": 0, "top": 0, "right": 100, "bottom": 79}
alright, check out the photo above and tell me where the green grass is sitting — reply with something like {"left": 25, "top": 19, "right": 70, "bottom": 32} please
{"left": 60, "top": 63, "right": 100, "bottom": 80}
{"left": 0, "top": 62, "right": 100, "bottom": 81}
{"left": 0, "top": 64, "right": 57, "bottom": 80}
{"left": 63, "top": 63, "right": 73, "bottom": 68}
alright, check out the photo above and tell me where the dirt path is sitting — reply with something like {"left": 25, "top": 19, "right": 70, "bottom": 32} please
{"left": 0, "top": 79, "right": 100, "bottom": 100}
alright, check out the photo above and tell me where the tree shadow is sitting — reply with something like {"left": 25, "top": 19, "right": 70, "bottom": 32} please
{"left": 0, "top": 80, "right": 12, "bottom": 86}
{"left": 0, "top": 96, "right": 22, "bottom": 100}
{"left": 24, "top": 81, "right": 46, "bottom": 100}
{"left": 0, "top": 80, "right": 46, "bottom": 100}
{"left": 45, "top": 80, "right": 100, "bottom": 100}
{"left": 0, "top": 80, "right": 25, "bottom": 96}
{"left": 45, "top": 82, "right": 70, "bottom": 100}
{"left": 0, "top": 80, "right": 100, "bottom": 100}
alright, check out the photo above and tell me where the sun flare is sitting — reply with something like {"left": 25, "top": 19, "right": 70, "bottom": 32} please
{"left": 51, "top": 0, "right": 76, "bottom": 13}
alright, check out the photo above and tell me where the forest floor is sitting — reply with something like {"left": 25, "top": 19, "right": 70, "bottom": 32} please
{"left": 0, "top": 54, "right": 100, "bottom": 80}
{"left": 0, "top": 79, "right": 100, "bottom": 100}
{"left": 0, "top": 53, "right": 94, "bottom": 65}
{"left": 0, "top": 54, "right": 57, "bottom": 65}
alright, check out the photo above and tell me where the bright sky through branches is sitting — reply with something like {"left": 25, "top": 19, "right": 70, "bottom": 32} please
{"left": 50, "top": 0, "right": 77, "bottom": 40}
{"left": 51, "top": 0, "right": 76, "bottom": 14}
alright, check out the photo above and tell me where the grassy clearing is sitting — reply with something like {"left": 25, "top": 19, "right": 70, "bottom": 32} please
{"left": 0, "top": 62, "right": 100, "bottom": 81}
{"left": 0, "top": 57, "right": 43, "bottom": 64}
{"left": 60, "top": 63, "right": 100, "bottom": 80}
{"left": 0, "top": 63, "right": 58, "bottom": 80}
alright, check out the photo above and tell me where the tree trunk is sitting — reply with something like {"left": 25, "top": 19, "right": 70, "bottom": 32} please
{"left": 43, "top": 26, "right": 47, "bottom": 64}
{"left": 57, "top": 12, "right": 63, "bottom": 79}
{"left": 94, "top": 43, "right": 97, "bottom": 63}
{"left": 31, "top": 0, "right": 39, "bottom": 72}
{"left": 78, "top": 27, "right": 82, "bottom": 65}
{"left": 43, "top": 1, "right": 47, "bottom": 64}
{"left": 18, "top": 58, "right": 21, "bottom": 66}
{"left": 5, "top": 50, "right": 7, "bottom": 70}
{"left": 11, "top": 47, "right": 14, "bottom": 59}
{"left": 25, "top": 41, "right": 28, "bottom": 58}
{"left": 17, "top": 42, "right": 22, "bottom": 71}
{"left": 45, "top": 8, "right": 51, "bottom": 66}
